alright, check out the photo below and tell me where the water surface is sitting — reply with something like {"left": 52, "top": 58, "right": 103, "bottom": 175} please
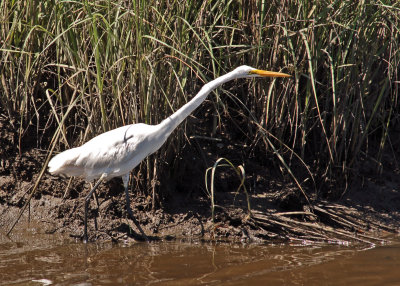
{"left": 1, "top": 222, "right": 399, "bottom": 285}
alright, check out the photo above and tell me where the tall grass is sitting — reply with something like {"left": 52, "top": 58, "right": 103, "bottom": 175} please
{"left": 1, "top": 0, "right": 399, "bottom": 199}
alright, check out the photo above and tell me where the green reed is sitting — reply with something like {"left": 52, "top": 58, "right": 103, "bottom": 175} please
{"left": 1, "top": 0, "right": 398, "bottom": 199}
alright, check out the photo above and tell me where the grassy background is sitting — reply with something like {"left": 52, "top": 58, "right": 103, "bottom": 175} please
{"left": 1, "top": 0, "right": 399, "bottom": 200}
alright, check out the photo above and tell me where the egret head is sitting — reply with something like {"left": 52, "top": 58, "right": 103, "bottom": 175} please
{"left": 233, "top": 65, "right": 291, "bottom": 79}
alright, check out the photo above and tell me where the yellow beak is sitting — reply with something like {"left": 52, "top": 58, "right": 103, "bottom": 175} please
{"left": 250, "top": 69, "right": 291, "bottom": 78}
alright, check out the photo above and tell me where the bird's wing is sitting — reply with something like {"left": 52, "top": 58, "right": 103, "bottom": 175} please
{"left": 75, "top": 124, "right": 150, "bottom": 180}
{"left": 49, "top": 124, "right": 157, "bottom": 181}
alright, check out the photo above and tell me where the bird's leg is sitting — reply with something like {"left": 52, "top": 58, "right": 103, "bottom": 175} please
{"left": 89, "top": 182, "right": 100, "bottom": 231}
{"left": 84, "top": 174, "right": 105, "bottom": 243}
{"left": 90, "top": 182, "right": 101, "bottom": 208}
{"left": 122, "top": 174, "right": 149, "bottom": 241}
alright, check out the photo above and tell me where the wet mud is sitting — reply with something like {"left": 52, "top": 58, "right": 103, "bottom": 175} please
{"left": 0, "top": 116, "right": 399, "bottom": 244}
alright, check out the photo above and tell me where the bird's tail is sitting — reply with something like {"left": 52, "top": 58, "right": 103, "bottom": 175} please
{"left": 48, "top": 147, "right": 83, "bottom": 177}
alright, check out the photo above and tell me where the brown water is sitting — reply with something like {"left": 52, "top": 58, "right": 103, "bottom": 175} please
{"left": 1, "top": 223, "right": 399, "bottom": 285}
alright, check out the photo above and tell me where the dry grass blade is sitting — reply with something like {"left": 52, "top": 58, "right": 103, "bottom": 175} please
{"left": 1, "top": 0, "right": 399, "bottom": 235}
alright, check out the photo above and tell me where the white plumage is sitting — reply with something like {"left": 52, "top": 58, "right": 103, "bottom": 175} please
{"left": 49, "top": 124, "right": 164, "bottom": 181}
{"left": 48, "top": 65, "right": 290, "bottom": 242}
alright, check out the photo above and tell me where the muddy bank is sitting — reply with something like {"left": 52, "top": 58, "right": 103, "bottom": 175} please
{"left": 1, "top": 113, "right": 399, "bottom": 244}
{"left": 1, "top": 144, "right": 399, "bottom": 245}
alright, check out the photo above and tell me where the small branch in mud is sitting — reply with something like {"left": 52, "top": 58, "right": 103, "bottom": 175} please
{"left": 249, "top": 203, "right": 396, "bottom": 246}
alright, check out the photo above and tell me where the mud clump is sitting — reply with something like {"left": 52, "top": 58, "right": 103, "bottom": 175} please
{"left": 0, "top": 114, "right": 399, "bottom": 244}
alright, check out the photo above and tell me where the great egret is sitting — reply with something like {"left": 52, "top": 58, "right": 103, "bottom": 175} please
{"left": 48, "top": 65, "right": 290, "bottom": 242}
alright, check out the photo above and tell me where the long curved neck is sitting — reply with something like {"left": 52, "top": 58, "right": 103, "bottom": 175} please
{"left": 158, "top": 70, "right": 238, "bottom": 136}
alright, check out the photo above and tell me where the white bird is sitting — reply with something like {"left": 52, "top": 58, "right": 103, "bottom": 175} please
{"left": 48, "top": 65, "right": 290, "bottom": 242}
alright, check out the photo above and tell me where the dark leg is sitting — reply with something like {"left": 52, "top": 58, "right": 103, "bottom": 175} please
{"left": 122, "top": 174, "right": 149, "bottom": 241}
{"left": 91, "top": 186, "right": 100, "bottom": 231}
{"left": 84, "top": 174, "right": 105, "bottom": 243}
